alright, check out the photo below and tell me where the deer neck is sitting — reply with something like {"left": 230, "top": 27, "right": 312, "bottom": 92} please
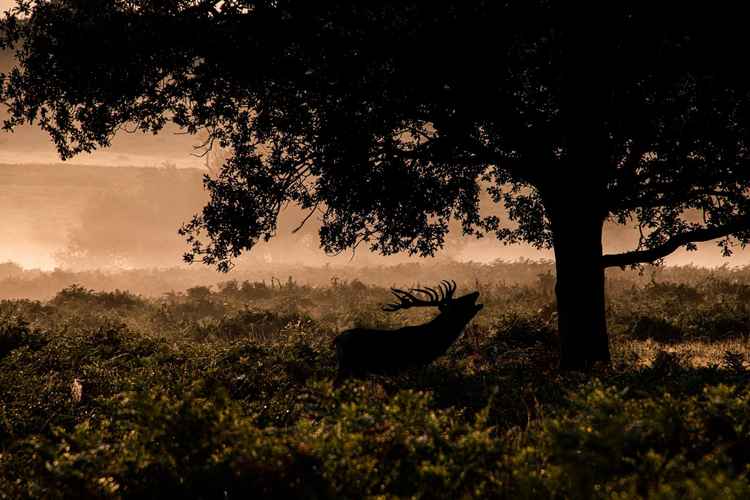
{"left": 426, "top": 310, "right": 469, "bottom": 345}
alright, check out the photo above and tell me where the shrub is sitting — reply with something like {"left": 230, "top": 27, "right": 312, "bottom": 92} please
{"left": 51, "top": 284, "right": 145, "bottom": 310}
{"left": 18, "top": 384, "right": 331, "bottom": 499}
{"left": 0, "top": 314, "right": 34, "bottom": 358}
{"left": 628, "top": 316, "right": 684, "bottom": 343}
{"left": 538, "top": 382, "right": 750, "bottom": 498}
{"left": 684, "top": 306, "right": 750, "bottom": 341}
{"left": 493, "top": 313, "right": 558, "bottom": 348}
{"left": 2, "top": 275, "right": 750, "bottom": 498}
{"left": 189, "top": 309, "right": 320, "bottom": 341}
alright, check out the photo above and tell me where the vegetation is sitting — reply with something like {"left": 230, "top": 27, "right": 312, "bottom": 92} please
{"left": 1, "top": 262, "right": 749, "bottom": 498}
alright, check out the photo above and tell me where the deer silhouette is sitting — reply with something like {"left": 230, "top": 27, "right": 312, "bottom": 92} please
{"left": 334, "top": 280, "right": 483, "bottom": 378}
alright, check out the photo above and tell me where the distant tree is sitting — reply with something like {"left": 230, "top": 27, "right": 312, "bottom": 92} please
{"left": 2, "top": 2, "right": 750, "bottom": 369}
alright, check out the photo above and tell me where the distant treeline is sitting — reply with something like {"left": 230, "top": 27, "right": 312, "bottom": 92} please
{"left": 3, "top": 259, "right": 750, "bottom": 301}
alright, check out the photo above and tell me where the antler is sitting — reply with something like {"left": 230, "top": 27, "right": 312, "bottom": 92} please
{"left": 382, "top": 280, "right": 457, "bottom": 312}
{"left": 440, "top": 280, "right": 457, "bottom": 301}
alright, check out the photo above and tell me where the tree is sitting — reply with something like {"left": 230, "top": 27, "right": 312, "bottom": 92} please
{"left": 2, "top": 1, "right": 750, "bottom": 370}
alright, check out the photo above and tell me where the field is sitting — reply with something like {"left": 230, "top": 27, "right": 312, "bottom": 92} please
{"left": 1, "top": 260, "right": 750, "bottom": 498}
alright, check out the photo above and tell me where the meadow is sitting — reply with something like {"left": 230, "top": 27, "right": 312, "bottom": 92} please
{"left": 1, "top": 260, "right": 749, "bottom": 498}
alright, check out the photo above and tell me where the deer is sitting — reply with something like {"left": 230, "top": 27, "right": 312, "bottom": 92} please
{"left": 334, "top": 280, "right": 483, "bottom": 378}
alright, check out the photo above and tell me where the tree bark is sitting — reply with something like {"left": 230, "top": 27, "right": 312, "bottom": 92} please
{"left": 550, "top": 209, "right": 611, "bottom": 370}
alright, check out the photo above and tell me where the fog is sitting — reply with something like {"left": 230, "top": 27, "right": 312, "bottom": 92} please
{"left": 1, "top": 159, "right": 748, "bottom": 273}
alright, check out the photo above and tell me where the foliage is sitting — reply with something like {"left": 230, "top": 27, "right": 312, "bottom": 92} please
{"left": 1, "top": 270, "right": 750, "bottom": 497}
{"left": 3, "top": 3, "right": 750, "bottom": 270}
{"left": 0, "top": 313, "right": 34, "bottom": 359}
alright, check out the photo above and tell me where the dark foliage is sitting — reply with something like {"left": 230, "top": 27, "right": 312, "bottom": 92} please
{"left": 2, "top": 3, "right": 748, "bottom": 265}
{"left": 0, "top": 269, "right": 749, "bottom": 497}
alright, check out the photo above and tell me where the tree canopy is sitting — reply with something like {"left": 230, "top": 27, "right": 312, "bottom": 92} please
{"left": 2, "top": 1, "right": 750, "bottom": 368}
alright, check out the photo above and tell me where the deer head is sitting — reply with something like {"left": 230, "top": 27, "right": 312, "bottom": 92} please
{"left": 383, "top": 280, "right": 483, "bottom": 322}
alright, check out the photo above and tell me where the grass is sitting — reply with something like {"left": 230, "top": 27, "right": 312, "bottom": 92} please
{"left": 0, "top": 266, "right": 749, "bottom": 498}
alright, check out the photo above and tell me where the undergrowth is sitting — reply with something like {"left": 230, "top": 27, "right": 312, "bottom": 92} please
{"left": 1, "top": 273, "right": 749, "bottom": 498}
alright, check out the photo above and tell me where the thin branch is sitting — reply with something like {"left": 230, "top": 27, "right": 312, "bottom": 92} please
{"left": 601, "top": 216, "right": 750, "bottom": 268}
{"left": 291, "top": 202, "right": 320, "bottom": 234}
{"left": 612, "top": 188, "right": 740, "bottom": 211}
{"left": 190, "top": 133, "right": 216, "bottom": 158}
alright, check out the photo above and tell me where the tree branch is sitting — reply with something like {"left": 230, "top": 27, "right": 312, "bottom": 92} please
{"left": 611, "top": 188, "right": 739, "bottom": 211}
{"left": 601, "top": 216, "right": 750, "bottom": 268}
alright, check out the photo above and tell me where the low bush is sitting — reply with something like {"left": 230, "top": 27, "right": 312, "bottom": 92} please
{"left": 628, "top": 316, "right": 684, "bottom": 343}
{"left": 1, "top": 274, "right": 750, "bottom": 498}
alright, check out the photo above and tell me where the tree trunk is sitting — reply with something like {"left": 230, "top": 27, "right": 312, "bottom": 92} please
{"left": 543, "top": 7, "right": 613, "bottom": 370}
{"left": 550, "top": 210, "right": 611, "bottom": 370}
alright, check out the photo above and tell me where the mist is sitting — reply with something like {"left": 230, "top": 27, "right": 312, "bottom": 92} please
{"left": 1, "top": 160, "right": 749, "bottom": 274}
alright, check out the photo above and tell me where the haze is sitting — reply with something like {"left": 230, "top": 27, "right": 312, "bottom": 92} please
{"left": 2, "top": 157, "right": 747, "bottom": 272}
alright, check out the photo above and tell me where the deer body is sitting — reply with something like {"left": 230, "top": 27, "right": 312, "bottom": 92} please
{"left": 334, "top": 282, "right": 483, "bottom": 377}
